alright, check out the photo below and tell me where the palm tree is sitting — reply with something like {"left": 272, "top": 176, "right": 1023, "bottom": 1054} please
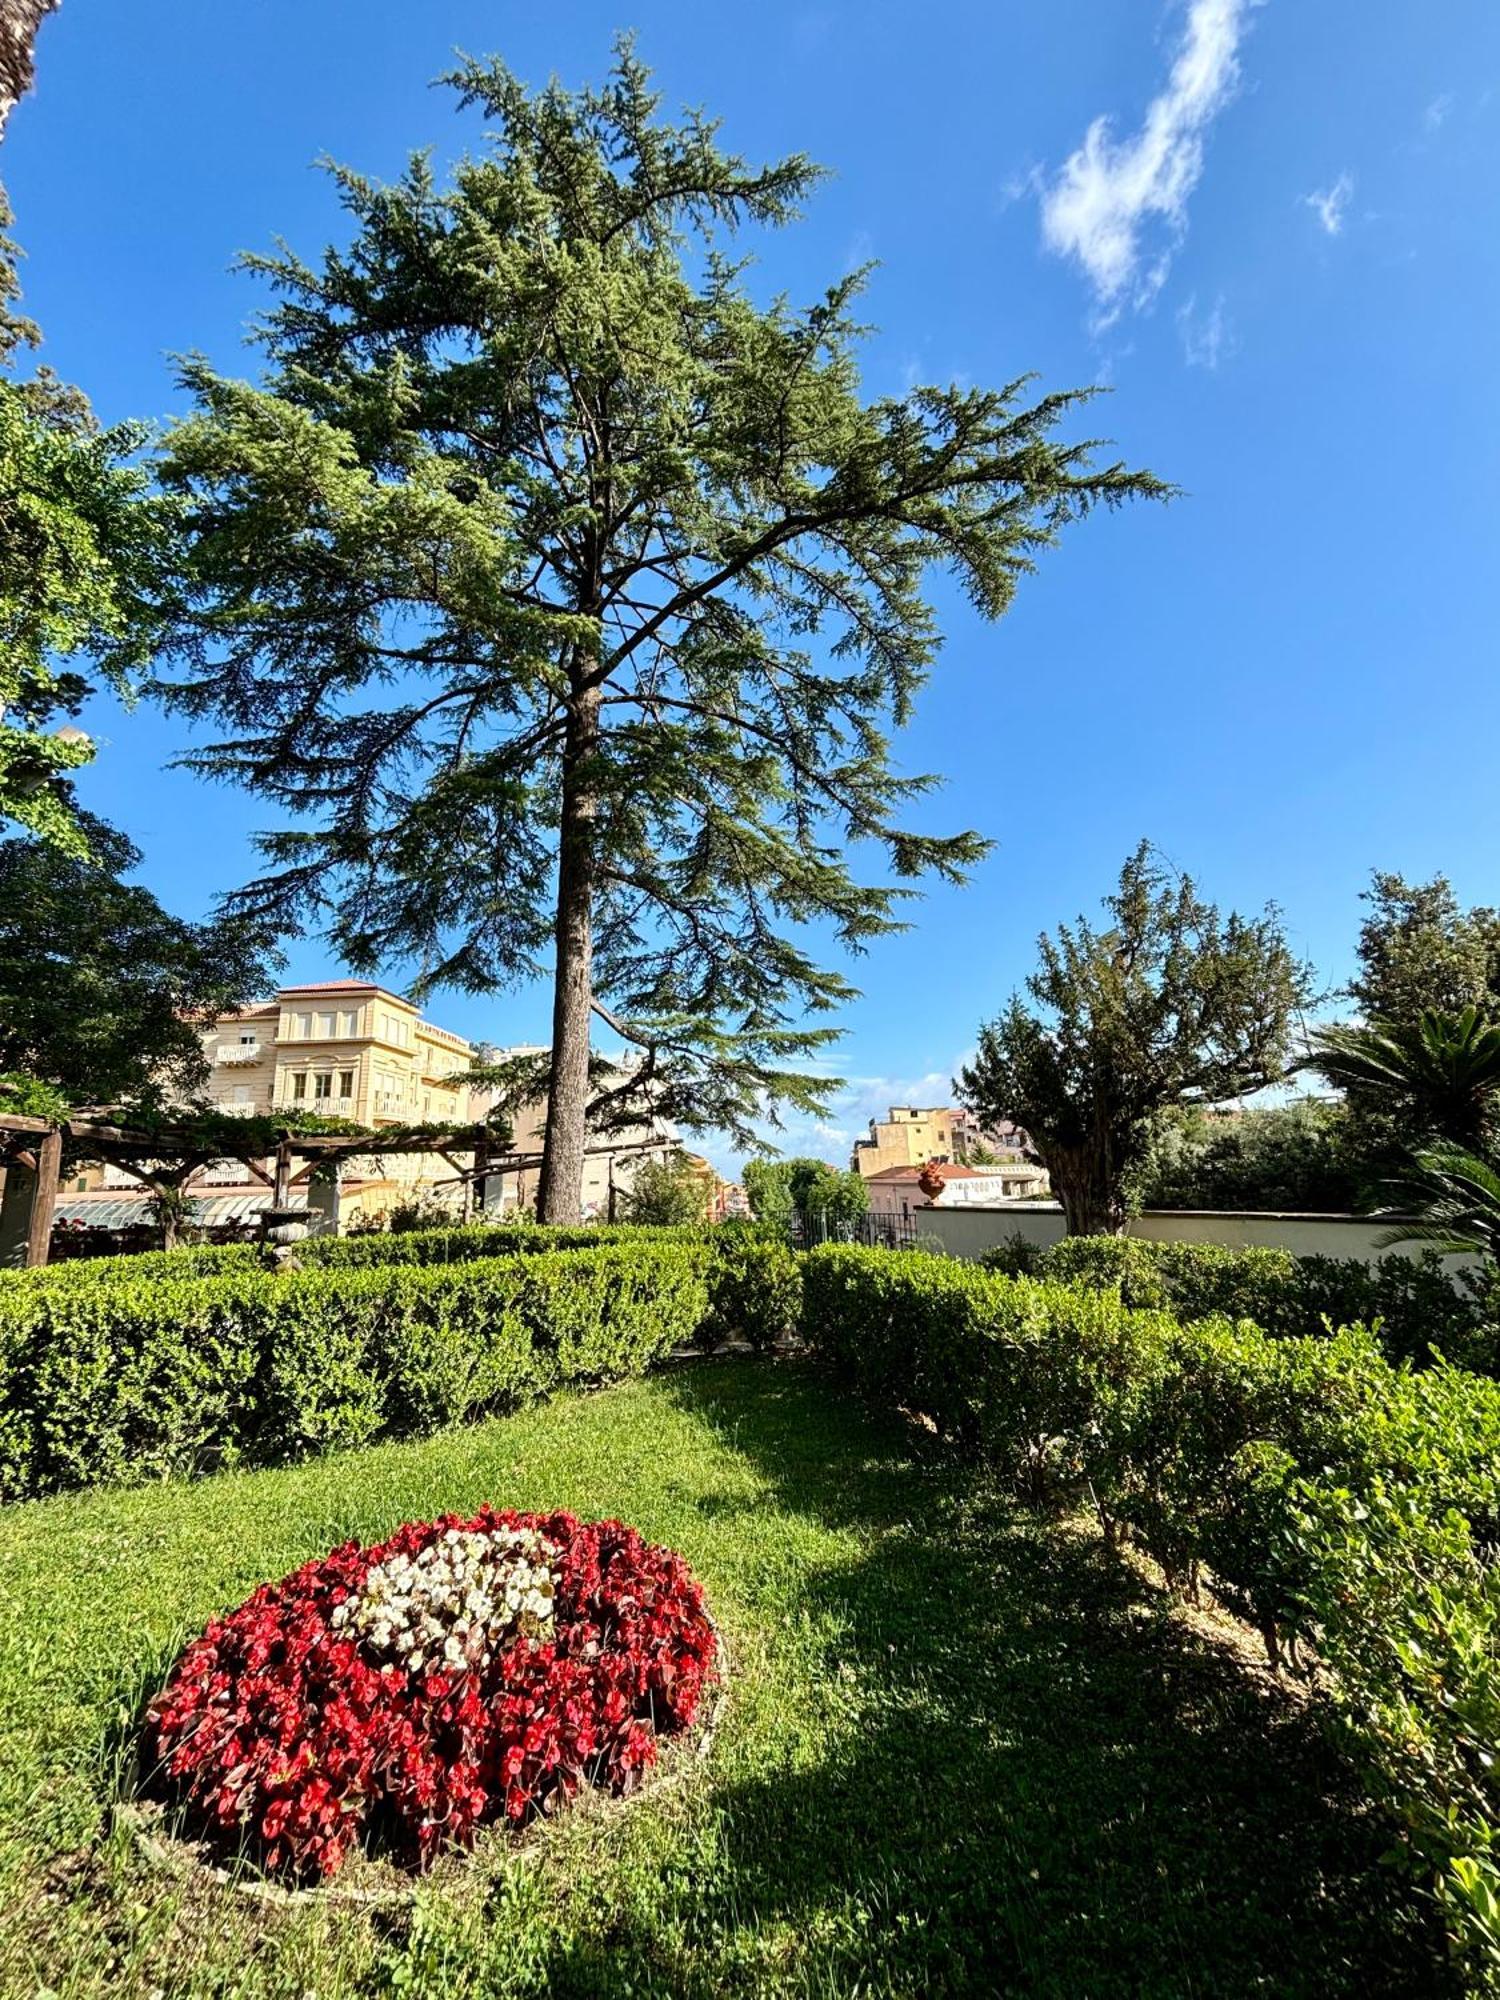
{"left": 1377, "top": 1142, "right": 1500, "bottom": 1259}
{"left": 1299, "top": 1006, "right": 1500, "bottom": 1154}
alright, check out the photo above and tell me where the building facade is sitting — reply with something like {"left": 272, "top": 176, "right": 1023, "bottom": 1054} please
{"left": 202, "top": 982, "right": 476, "bottom": 1130}
{"left": 476, "top": 1045, "right": 680, "bottom": 1221}
{"left": 852, "top": 1104, "right": 1036, "bottom": 1178}
{"left": 863, "top": 1160, "right": 1049, "bottom": 1218}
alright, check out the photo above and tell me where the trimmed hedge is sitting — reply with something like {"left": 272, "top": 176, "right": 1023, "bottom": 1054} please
{"left": 0, "top": 1242, "right": 259, "bottom": 1288}
{"left": 802, "top": 1245, "right": 1500, "bottom": 1985}
{"left": 980, "top": 1232, "right": 1494, "bottom": 1372}
{"left": 0, "top": 1222, "right": 709, "bottom": 1292}
{"left": 0, "top": 1242, "right": 711, "bottom": 1502}
{"left": 298, "top": 1221, "right": 708, "bottom": 1269}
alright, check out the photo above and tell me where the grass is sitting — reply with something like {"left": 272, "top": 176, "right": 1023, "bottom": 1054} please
{"left": 0, "top": 1358, "right": 1453, "bottom": 1999}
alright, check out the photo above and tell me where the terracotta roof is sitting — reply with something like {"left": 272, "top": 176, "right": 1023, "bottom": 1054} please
{"left": 278, "top": 981, "right": 389, "bottom": 997}
{"left": 864, "top": 1162, "right": 1002, "bottom": 1183}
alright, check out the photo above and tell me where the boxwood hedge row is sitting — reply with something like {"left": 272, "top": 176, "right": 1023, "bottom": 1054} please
{"left": 980, "top": 1231, "right": 1494, "bottom": 1371}
{"left": 801, "top": 1244, "right": 1500, "bottom": 1985}
{"left": 0, "top": 1241, "right": 714, "bottom": 1501}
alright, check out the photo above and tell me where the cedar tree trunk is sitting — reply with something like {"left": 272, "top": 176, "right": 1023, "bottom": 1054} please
{"left": 536, "top": 681, "right": 601, "bottom": 1223}
{"left": 1046, "top": 1141, "right": 1128, "bottom": 1238}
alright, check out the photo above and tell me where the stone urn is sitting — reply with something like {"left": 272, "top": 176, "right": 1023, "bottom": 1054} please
{"left": 259, "top": 1207, "right": 310, "bottom": 1247}
{"left": 916, "top": 1163, "right": 946, "bottom": 1204}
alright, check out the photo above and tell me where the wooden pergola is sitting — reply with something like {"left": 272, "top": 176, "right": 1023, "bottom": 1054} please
{"left": 0, "top": 1099, "right": 684, "bottom": 1267}
{"left": 0, "top": 1112, "right": 509, "bottom": 1268}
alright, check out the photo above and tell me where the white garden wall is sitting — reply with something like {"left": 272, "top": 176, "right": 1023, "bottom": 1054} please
{"left": 914, "top": 1202, "right": 1480, "bottom": 1273}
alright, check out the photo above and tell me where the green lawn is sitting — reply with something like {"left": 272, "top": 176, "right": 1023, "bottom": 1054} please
{"left": 0, "top": 1359, "right": 1452, "bottom": 1999}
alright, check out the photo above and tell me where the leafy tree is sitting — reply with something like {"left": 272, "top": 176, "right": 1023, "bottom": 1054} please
{"left": 0, "top": 822, "right": 274, "bottom": 1108}
{"left": 1350, "top": 872, "right": 1500, "bottom": 1026}
{"left": 0, "top": 195, "right": 168, "bottom": 851}
{"left": 958, "top": 844, "right": 1312, "bottom": 1235}
{"left": 1123, "top": 1097, "right": 1360, "bottom": 1214}
{"left": 1320, "top": 874, "right": 1500, "bottom": 1180}
{"left": 0, "top": 2, "right": 58, "bottom": 136}
{"left": 794, "top": 1159, "right": 868, "bottom": 1224}
{"left": 150, "top": 43, "right": 1166, "bottom": 1223}
{"left": 741, "top": 1153, "right": 865, "bottom": 1229}
{"left": 741, "top": 1156, "right": 797, "bottom": 1229}
{"left": 618, "top": 1151, "right": 709, "bottom": 1226}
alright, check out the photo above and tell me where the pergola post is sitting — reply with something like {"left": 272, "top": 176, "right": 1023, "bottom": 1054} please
{"left": 272, "top": 1138, "right": 293, "bottom": 1209}
{"left": 24, "top": 1126, "right": 62, "bottom": 1266}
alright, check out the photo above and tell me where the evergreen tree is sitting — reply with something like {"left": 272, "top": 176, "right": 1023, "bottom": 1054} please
{"left": 0, "top": 822, "right": 273, "bottom": 1109}
{"left": 153, "top": 45, "right": 1166, "bottom": 1220}
{"left": 0, "top": 1, "right": 59, "bottom": 138}
{"left": 1350, "top": 871, "right": 1500, "bottom": 1025}
{"left": 959, "top": 844, "right": 1312, "bottom": 1235}
{"left": 0, "top": 194, "right": 168, "bottom": 851}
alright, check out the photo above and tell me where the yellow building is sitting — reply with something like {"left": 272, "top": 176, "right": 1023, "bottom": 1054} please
{"left": 197, "top": 980, "right": 478, "bottom": 1222}
{"left": 851, "top": 1105, "right": 1034, "bottom": 1180}
{"left": 204, "top": 982, "right": 474, "bottom": 1128}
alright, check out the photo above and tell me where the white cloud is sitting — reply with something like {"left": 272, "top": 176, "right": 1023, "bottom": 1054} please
{"left": 1303, "top": 170, "right": 1354, "bottom": 236}
{"left": 1176, "top": 292, "right": 1234, "bottom": 368}
{"left": 1425, "top": 91, "right": 1455, "bottom": 132}
{"left": 1038, "top": 0, "right": 1256, "bottom": 325}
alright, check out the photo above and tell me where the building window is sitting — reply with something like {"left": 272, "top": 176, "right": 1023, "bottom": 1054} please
{"left": 314, "top": 1072, "right": 333, "bottom": 1100}
{"left": 291, "top": 1073, "right": 307, "bottom": 1101}
{"left": 291, "top": 1011, "right": 312, "bottom": 1039}
{"left": 239, "top": 1030, "right": 257, "bottom": 1046}
{"left": 315, "top": 1010, "right": 335, "bottom": 1038}
{"left": 341, "top": 1009, "right": 360, "bottom": 1036}
{"left": 338, "top": 1069, "right": 355, "bottom": 1100}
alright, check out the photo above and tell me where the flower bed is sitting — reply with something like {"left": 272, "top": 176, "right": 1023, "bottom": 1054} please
{"left": 144, "top": 1510, "right": 718, "bottom": 1883}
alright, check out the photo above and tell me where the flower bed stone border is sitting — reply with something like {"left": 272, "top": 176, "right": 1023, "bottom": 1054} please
{"left": 115, "top": 1614, "right": 730, "bottom": 1909}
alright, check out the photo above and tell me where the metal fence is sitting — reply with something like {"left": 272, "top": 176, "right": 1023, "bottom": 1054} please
{"left": 787, "top": 1208, "right": 945, "bottom": 1254}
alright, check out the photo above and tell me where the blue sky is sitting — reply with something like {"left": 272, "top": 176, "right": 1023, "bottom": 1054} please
{"left": 5, "top": 1, "right": 1499, "bottom": 1173}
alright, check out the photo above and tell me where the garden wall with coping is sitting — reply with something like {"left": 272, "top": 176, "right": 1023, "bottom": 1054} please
{"left": 917, "top": 1200, "right": 1481, "bottom": 1273}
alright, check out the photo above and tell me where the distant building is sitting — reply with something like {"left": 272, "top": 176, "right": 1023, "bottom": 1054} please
{"left": 852, "top": 1104, "right": 1037, "bottom": 1178}
{"left": 715, "top": 1180, "right": 752, "bottom": 1221}
{"left": 61, "top": 980, "right": 483, "bottom": 1233}
{"left": 863, "top": 1160, "right": 1050, "bottom": 1220}
{"left": 477, "top": 1045, "right": 680, "bottom": 1221}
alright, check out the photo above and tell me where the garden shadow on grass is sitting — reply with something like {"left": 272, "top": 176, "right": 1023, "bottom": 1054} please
{"left": 644, "top": 1362, "right": 1456, "bottom": 2000}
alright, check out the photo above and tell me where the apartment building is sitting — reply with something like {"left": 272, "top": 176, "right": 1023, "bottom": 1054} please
{"left": 852, "top": 1104, "right": 1035, "bottom": 1179}
{"left": 183, "top": 980, "right": 476, "bottom": 1220}
{"left": 204, "top": 982, "right": 475, "bottom": 1129}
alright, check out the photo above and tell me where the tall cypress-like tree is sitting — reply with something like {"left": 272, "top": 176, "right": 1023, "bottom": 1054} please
{"left": 154, "top": 46, "right": 1167, "bottom": 1221}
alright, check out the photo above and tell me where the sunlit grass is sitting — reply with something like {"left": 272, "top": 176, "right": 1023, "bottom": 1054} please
{"left": 0, "top": 1359, "right": 1449, "bottom": 1998}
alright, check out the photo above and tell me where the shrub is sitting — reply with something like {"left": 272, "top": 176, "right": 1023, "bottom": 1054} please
{"left": 0, "top": 1242, "right": 711, "bottom": 1500}
{"left": 800, "top": 1243, "right": 1500, "bottom": 1983}
{"left": 147, "top": 1509, "right": 718, "bottom": 1881}
{"left": 0, "top": 1241, "right": 259, "bottom": 1289}
{"left": 979, "top": 1233, "right": 1490, "bottom": 1371}
{"left": 297, "top": 1220, "right": 708, "bottom": 1270}
{"left": 696, "top": 1225, "right": 802, "bottom": 1352}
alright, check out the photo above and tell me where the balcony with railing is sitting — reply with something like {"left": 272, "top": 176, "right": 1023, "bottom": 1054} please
{"left": 215, "top": 1042, "right": 262, "bottom": 1065}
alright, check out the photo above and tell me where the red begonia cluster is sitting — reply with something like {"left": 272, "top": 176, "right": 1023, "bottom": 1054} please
{"left": 146, "top": 1509, "right": 717, "bottom": 1881}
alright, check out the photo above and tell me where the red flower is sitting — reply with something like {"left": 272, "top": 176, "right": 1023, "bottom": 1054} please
{"left": 146, "top": 1510, "right": 717, "bottom": 1883}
